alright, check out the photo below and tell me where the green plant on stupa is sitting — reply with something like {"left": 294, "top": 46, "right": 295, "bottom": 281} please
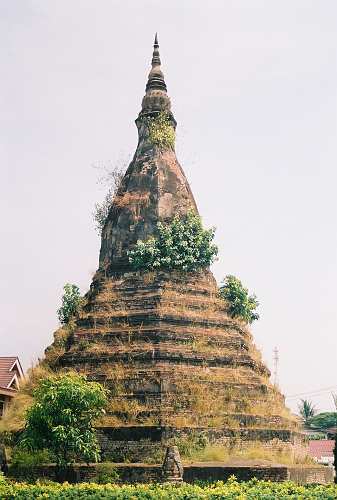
{"left": 219, "top": 275, "right": 259, "bottom": 324}
{"left": 148, "top": 111, "right": 175, "bottom": 149}
{"left": 128, "top": 211, "right": 218, "bottom": 272}
{"left": 57, "top": 283, "right": 83, "bottom": 325}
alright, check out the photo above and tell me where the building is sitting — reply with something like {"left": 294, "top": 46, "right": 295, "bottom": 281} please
{"left": 0, "top": 357, "right": 24, "bottom": 417}
{"left": 44, "top": 35, "right": 304, "bottom": 461}
{"left": 309, "top": 440, "right": 335, "bottom": 466}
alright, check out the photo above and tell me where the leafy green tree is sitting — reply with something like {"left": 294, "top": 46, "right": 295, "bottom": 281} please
{"left": 309, "top": 412, "right": 337, "bottom": 429}
{"left": 298, "top": 399, "right": 316, "bottom": 425}
{"left": 20, "top": 374, "right": 108, "bottom": 471}
{"left": 57, "top": 284, "right": 82, "bottom": 325}
{"left": 128, "top": 211, "right": 218, "bottom": 272}
{"left": 219, "top": 275, "right": 259, "bottom": 324}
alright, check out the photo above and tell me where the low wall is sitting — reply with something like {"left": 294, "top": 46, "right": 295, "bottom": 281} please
{"left": 8, "top": 462, "right": 334, "bottom": 485}
{"left": 288, "top": 466, "right": 334, "bottom": 485}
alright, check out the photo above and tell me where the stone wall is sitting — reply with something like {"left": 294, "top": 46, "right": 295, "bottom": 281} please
{"left": 288, "top": 466, "right": 334, "bottom": 485}
{"left": 96, "top": 426, "right": 307, "bottom": 463}
{"left": 9, "top": 463, "right": 334, "bottom": 485}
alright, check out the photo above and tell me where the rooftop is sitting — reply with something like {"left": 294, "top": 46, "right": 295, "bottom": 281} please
{"left": 308, "top": 440, "right": 335, "bottom": 458}
{"left": 0, "top": 356, "right": 24, "bottom": 390}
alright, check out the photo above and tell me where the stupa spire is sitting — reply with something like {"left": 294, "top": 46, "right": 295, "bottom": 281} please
{"left": 146, "top": 33, "right": 167, "bottom": 92}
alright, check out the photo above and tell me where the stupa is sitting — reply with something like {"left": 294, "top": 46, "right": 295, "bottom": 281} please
{"left": 48, "top": 35, "right": 302, "bottom": 462}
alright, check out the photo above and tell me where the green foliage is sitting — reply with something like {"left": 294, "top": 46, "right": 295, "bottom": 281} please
{"left": 90, "top": 463, "right": 119, "bottom": 484}
{"left": 219, "top": 275, "right": 259, "bottom": 324}
{"left": 128, "top": 211, "right": 218, "bottom": 272}
{"left": 170, "top": 433, "right": 208, "bottom": 459}
{"left": 298, "top": 399, "right": 316, "bottom": 425}
{"left": 1, "top": 478, "right": 337, "bottom": 498}
{"left": 19, "top": 374, "right": 108, "bottom": 468}
{"left": 309, "top": 412, "right": 337, "bottom": 429}
{"left": 57, "top": 284, "right": 82, "bottom": 325}
{"left": 92, "top": 164, "right": 125, "bottom": 234}
{"left": 9, "top": 449, "right": 51, "bottom": 483}
{"left": 148, "top": 111, "right": 175, "bottom": 149}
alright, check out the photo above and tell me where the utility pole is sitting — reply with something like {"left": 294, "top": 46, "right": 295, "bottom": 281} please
{"left": 273, "top": 347, "right": 279, "bottom": 387}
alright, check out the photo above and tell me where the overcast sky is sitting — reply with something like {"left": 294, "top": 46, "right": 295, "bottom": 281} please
{"left": 1, "top": 1, "right": 336, "bottom": 414}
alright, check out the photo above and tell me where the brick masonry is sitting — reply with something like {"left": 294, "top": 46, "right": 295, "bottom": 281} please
{"left": 9, "top": 462, "right": 333, "bottom": 485}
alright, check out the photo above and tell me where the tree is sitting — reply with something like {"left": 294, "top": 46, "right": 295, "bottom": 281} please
{"left": 92, "top": 163, "right": 125, "bottom": 234}
{"left": 309, "top": 412, "right": 337, "bottom": 429}
{"left": 298, "top": 399, "right": 316, "bottom": 425}
{"left": 128, "top": 211, "right": 218, "bottom": 272}
{"left": 57, "top": 283, "right": 82, "bottom": 325}
{"left": 219, "top": 275, "right": 259, "bottom": 324}
{"left": 20, "top": 374, "right": 108, "bottom": 473}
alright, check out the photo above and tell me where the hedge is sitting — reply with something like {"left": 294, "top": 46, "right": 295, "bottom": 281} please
{"left": 0, "top": 477, "right": 337, "bottom": 499}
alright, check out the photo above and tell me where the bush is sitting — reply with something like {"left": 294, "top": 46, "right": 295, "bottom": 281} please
{"left": 91, "top": 463, "right": 119, "bottom": 484}
{"left": 92, "top": 164, "right": 125, "bottom": 234}
{"left": 128, "top": 211, "right": 218, "bottom": 272}
{"left": 148, "top": 111, "right": 175, "bottom": 149}
{"left": 57, "top": 284, "right": 82, "bottom": 325}
{"left": 219, "top": 275, "right": 259, "bottom": 324}
{"left": 0, "top": 478, "right": 337, "bottom": 498}
{"left": 9, "top": 449, "right": 51, "bottom": 482}
{"left": 19, "top": 374, "right": 108, "bottom": 469}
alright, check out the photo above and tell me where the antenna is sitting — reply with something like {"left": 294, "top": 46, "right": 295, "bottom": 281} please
{"left": 273, "top": 347, "right": 279, "bottom": 386}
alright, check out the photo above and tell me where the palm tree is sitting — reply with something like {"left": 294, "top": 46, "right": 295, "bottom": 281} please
{"left": 298, "top": 399, "right": 316, "bottom": 426}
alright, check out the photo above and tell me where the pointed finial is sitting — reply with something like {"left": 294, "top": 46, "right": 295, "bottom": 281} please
{"left": 151, "top": 32, "right": 161, "bottom": 68}
{"left": 146, "top": 33, "right": 167, "bottom": 92}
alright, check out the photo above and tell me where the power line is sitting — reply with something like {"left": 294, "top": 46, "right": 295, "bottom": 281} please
{"left": 285, "top": 386, "right": 337, "bottom": 400}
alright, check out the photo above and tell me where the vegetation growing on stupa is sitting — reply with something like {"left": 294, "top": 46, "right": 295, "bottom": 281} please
{"left": 128, "top": 211, "right": 218, "bottom": 271}
{"left": 92, "top": 163, "right": 125, "bottom": 234}
{"left": 148, "top": 111, "right": 175, "bottom": 149}
{"left": 57, "top": 284, "right": 83, "bottom": 325}
{"left": 219, "top": 275, "right": 259, "bottom": 324}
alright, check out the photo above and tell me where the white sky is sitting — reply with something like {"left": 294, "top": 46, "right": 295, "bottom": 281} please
{"left": 1, "top": 1, "right": 336, "bottom": 414}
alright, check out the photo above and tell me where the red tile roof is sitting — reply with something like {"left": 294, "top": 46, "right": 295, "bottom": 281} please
{"left": 308, "top": 440, "right": 335, "bottom": 458}
{"left": 0, "top": 357, "right": 23, "bottom": 389}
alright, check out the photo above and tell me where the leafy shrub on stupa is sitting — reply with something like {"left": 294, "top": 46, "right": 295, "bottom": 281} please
{"left": 148, "top": 111, "right": 175, "bottom": 149}
{"left": 219, "top": 275, "right": 259, "bottom": 324}
{"left": 57, "top": 283, "right": 83, "bottom": 325}
{"left": 128, "top": 211, "right": 218, "bottom": 272}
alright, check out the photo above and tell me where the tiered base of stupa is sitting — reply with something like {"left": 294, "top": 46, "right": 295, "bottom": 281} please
{"left": 48, "top": 268, "right": 305, "bottom": 462}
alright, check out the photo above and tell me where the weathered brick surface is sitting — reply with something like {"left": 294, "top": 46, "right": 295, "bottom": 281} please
{"left": 9, "top": 463, "right": 333, "bottom": 485}
{"left": 45, "top": 38, "right": 305, "bottom": 462}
